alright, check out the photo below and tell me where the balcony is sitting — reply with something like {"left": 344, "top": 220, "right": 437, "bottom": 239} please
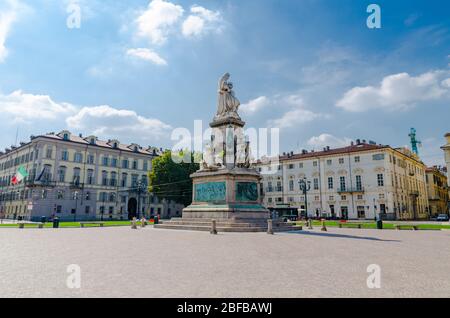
{"left": 337, "top": 187, "right": 365, "bottom": 194}
{"left": 70, "top": 181, "right": 84, "bottom": 189}
{"left": 26, "top": 179, "right": 56, "bottom": 188}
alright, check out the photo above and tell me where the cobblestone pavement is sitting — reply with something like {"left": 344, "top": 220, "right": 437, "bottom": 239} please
{"left": 0, "top": 226, "right": 449, "bottom": 298}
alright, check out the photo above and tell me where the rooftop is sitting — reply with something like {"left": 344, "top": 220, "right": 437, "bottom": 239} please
{"left": 0, "top": 130, "right": 165, "bottom": 157}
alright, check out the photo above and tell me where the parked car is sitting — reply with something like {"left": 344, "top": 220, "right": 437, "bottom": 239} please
{"left": 436, "top": 214, "right": 449, "bottom": 222}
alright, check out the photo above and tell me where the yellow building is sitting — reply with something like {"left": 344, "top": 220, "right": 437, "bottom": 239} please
{"left": 425, "top": 167, "right": 448, "bottom": 217}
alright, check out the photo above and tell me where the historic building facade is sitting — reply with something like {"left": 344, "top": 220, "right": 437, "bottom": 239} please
{"left": 441, "top": 133, "right": 450, "bottom": 201}
{"left": 425, "top": 166, "right": 448, "bottom": 217}
{"left": 256, "top": 140, "right": 429, "bottom": 220}
{"left": 0, "top": 130, "right": 184, "bottom": 221}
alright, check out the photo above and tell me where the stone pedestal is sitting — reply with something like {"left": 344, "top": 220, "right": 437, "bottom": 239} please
{"left": 183, "top": 168, "right": 269, "bottom": 221}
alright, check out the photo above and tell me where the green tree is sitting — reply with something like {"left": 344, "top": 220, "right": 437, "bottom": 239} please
{"left": 148, "top": 150, "right": 199, "bottom": 207}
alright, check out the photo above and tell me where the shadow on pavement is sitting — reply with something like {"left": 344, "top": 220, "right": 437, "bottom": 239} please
{"left": 281, "top": 230, "right": 401, "bottom": 242}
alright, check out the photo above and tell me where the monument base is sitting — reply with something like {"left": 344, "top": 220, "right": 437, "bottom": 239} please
{"left": 154, "top": 169, "right": 302, "bottom": 232}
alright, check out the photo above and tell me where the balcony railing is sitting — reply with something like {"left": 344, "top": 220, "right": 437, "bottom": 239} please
{"left": 337, "top": 187, "right": 364, "bottom": 194}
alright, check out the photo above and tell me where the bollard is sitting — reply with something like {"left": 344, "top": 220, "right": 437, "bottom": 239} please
{"left": 141, "top": 217, "right": 146, "bottom": 228}
{"left": 131, "top": 217, "right": 137, "bottom": 229}
{"left": 321, "top": 219, "right": 327, "bottom": 232}
{"left": 308, "top": 219, "right": 313, "bottom": 230}
{"left": 267, "top": 219, "right": 274, "bottom": 235}
{"left": 210, "top": 219, "right": 217, "bottom": 235}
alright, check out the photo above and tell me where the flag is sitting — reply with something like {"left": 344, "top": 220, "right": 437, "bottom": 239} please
{"left": 12, "top": 166, "right": 29, "bottom": 185}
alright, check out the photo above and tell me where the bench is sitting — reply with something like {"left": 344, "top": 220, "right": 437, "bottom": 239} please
{"left": 80, "top": 222, "right": 105, "bottom": 228}
{"left": 18, "top": 222, "right": 44, "bottom": 229}
{"left": 338, "top": 222, "right": 363, "bottom": 229}
{"left": 394, "top": 224, "right": 418, "bottom": 231}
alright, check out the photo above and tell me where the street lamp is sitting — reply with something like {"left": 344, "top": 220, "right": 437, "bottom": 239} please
{"left": 298, "top": 177, "right": 311, "bottom": 219}
{"left": 73, "top": 191, "right": 79, "bottom": 222}
{"left": 134, "top": 180, "right": 147, "bottom": 219}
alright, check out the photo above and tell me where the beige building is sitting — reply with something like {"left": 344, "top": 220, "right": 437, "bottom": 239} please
{"left": 256, "top": 140, "right": 429, "bottom": 220}
{"left": 0, "top": 130, "right": 184, "bottom": 221}
{"left": 425, "top": 166, "right": 448, "bottom": 217}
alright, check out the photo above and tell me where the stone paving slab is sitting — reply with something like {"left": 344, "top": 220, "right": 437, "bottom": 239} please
{"left": 0, "top": 226, "right": 449, "bottom": 298}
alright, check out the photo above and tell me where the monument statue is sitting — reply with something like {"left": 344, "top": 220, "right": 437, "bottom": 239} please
{"left": 216, "top": 73, "right": 241, "bottom": 120}
{"left": 154, "top": 72, "right": 302, "bottom": 233}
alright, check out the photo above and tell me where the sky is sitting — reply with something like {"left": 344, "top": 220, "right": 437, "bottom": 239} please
{"left": 0, "top": 0, "right": 449, "bottom": 166}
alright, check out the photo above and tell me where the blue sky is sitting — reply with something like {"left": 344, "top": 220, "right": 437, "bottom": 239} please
{"left": 0, "top": 0, "right": 449, "bottom": 165}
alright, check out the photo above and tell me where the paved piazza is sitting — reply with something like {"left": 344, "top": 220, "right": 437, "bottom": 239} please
{"left": 1, "top": 227, "right": 450, "bottom": 298}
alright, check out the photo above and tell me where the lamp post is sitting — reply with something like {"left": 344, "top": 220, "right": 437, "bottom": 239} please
{"left": 298, "top": 177, "right": 311, "bottom": 219}
{"left": 73, "top": 191, "right": 79, "bottom": 222}
{"left": 134, "top": 180, "right": 147, "bottom": 219}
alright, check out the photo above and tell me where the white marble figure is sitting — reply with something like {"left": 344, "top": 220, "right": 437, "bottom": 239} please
{"left": 216, "top": 73, "right": 241, "bottom": 119}
{"left": 201, "top": 143, "right": 217, "bottom": 170}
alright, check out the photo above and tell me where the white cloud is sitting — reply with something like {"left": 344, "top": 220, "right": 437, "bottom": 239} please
{"left": 182, "top": 5, "right": 222, "bottom": 38}
{"left": 126, "top": 48, "right": 167, "bottom": 66}
{"left": 135, "top": 0, "right": 184, "bottom": 45}
{"left": 241, "top": 96, "right": 270, "bottom": 114}
{"left": 0, "top": 90, "right": 76, "bottom": 122}
{"left": 0, "top": 0, "right": 23, "bottom": 62}
{"left": 66, "top": 105, "right": 172, "bottom": 141}
{"left": 336, "top": 70, "right": 450, "bottom": 112}
{"left": 268, "top": 95, "right": 326, "bottom": 129}
{"left": 269, "top": 109, "right": 324, "bottom": 129}
{"left": 307, "top": 134, "right": 352, "bottom": 150}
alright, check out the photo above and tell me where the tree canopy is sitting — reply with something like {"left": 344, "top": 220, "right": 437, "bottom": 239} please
{"left": 148, "top": 151, "right": 199, "bottom": 207}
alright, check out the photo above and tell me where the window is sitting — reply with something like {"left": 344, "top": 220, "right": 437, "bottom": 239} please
{"left": 132, "top": 160, "right": 138, "bottom": 170}
{"left": 109, "top": 193, "right": 116, "bottom": 202}
{"left": 87, "top": 154, "right": 95, "bottom": 164}
{"left": 102, "top": 171, "right": 108, "bottom": 186}
{"left": 110, "top": 172, "right": 117, "bottom": 186}
{"left": 357, "top": 194, "right": 363, "bottom": 200}
{"left": 56, "top": 205, "right": 62, "bottom": 213}
{"left": 131, "top": 174, "right": 138, "bottom": 187}
{"left": 372, "top": 154, "right": 385, "bottom": 161}
{"left": 45, "top": 147, "right": 53, "bottom": 159}
{"left": 122, "top": 159, "right": 129, "bottom": 169}
{"left": 327, "top": 159, "right": 332, "bottom": 165}
{"left": 57, "top": 190, "right": 64, "bottom": 200}
{"left": 357, "top": 206, "right": 365, "bottom": 218}
{"left": 338, "top": 158, "right": 344, "bottom": 164}
{"left": 354, "top": 156, "right": 360, "bottom": 163}
{"left": 102, "top": 156, "right": 109, "bottom": 166}
{"left": 85, "top": 206, "right": 90, "bottom": 214}
{"left": 111, "top": 157, "right": 118, "bottom": 167}
{"left": 341, "top": 195, "right": 347, "bottom": 201}
{"left": 299, "top": 163, "right": 303, "bottom": 168}
{"left": 313, "top": 161, "right": 318, "bottom": 167}
{"left": 73, "top": 168, "right": 81, "bottom": 184}
{"left": 57, "top": 166, "right": 66, "bottom": 183}
{"left": 143, "top": 161, "right": 148, "bottom": 171}
{"left": 288, "top": 164, "right": 294, "bottom": 169}
{"left": 87, "top": 169, "right": 94, "bottom": 185}
{"left": 74, "top": 153, "right": 83, "bottom": 163}
{"left": 339, "top": 176, "right": 346, "bottom": 191}
{"left": 328, "top": 177, "right": 333, "bottom": 189}
{"left": 289, "top": 180, "right": 294, "bottom": 191}
{"left": 61, "top": 150, "right": 69, "bottom": 161}
{"left": 377, "top": 174, "right": 384, "bottom": 187}
{"left": 313, "top": 178, "right": 319, "bottom": 190}
{"left": 121, "top": 173, "right": 128, "bottom": 187}
{"left": 356, "top": 175, "right": 362, "bottom": 190}
{"left": 85, "top": 192, "right": 91, "bottom": 201}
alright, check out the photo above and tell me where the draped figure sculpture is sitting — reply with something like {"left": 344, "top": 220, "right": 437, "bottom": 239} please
{"left": 216, "top": 73, "right": 241, "bottom": 120}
